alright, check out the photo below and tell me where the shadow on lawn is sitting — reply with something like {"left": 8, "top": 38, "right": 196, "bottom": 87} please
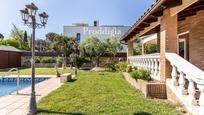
{"left": 134, "top": 112, "right": 151, "bottom": 115}
{"left": 38, "top": 109, "right": 86, "bottom": 115}
{"left": 68, "top": 79, "right": 77, "bottom": 82}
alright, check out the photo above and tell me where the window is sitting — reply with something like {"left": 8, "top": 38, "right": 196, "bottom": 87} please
{"left": 76, "top": 33, "right": 81, "bottom": 43}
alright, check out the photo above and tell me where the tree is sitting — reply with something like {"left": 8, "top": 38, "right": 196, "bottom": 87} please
{"left": 50, "top": 34, "right": 77, "bottom": 66}
{"left": 145, "top": 43, "right": 157, "bottom": 54}
{"left": 11, "top": 24, "right": 24, "bottom": 40}
{"left": 10, "top": 24, "right": 29, "bottom": 50}
{"left": 104, "top": 37, "right": 123, "bottom": 57}
{"left": 103, "top": 37, "right": 123, "bottom": 68}
{"left": 22, "top": 31, "right": 30, "bottom": 50}
{"left": 134, "top": 43, "right": 142, "bottom": 55}
{"left": 23, "top": 31, "right": 28, "bottom": 42}
{"left": 80, "top": 36, "right": 105, "bottom": 67}
{"left": 0, "top": 33, "right": 4, "bottom": 39}
{"left": 46, "top": 32, "right": 59, "bottom": 42}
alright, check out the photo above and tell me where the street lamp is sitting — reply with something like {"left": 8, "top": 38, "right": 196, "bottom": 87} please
{"left": 20, "top": 3, "right": 48, "bottom": 115}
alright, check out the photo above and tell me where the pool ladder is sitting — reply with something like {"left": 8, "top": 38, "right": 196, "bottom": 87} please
{"left": 1, "top": 68, "right": 20, "bottom": 94}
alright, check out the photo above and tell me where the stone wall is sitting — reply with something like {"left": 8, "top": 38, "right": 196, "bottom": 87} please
{"left": 21, "top": 56, "right": 56, "bottom": 68}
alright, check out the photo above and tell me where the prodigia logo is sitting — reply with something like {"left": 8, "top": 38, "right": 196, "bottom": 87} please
{"left": 83, "top": 27, "right": 122, "bottom": 37}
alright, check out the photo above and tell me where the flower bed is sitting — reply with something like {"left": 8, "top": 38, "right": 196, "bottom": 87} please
{"left": 121, "top": 72, "right": 166, "bottom": 99}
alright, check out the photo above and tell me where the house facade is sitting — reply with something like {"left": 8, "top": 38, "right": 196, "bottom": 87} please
{"left": 120, "top": 0, "right": 204, "bottom": 115}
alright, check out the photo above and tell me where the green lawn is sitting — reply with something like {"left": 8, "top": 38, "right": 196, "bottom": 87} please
{"left": 0, "top": 68, "right": 74, "bottom": 75}
{"left": 37, "top": 70, "right": 182, "bottom": 115}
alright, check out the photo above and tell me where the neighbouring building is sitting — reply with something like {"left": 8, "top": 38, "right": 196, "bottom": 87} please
{"left": 63, "top": 21, "right": 130, "bottom": 52}
{"left": 120, "top": 0, "right": 204, "bottom": 115}
{"left": 0, "top": 46, "right": 22, "bottom": 69}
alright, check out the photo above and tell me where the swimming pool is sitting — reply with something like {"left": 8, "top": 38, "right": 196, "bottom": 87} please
{"left": 0, "top": 77, "right": 49, "bottom": 96}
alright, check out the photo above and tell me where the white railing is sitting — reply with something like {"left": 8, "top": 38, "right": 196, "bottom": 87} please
{"left": 128, "top": 53, "right": 160, "bottom": 81}
{"left": 166, "top": 53, "right": 204, "bottom": 115}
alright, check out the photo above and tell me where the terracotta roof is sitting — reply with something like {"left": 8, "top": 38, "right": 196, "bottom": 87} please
{"left": 120, "top": 0, "right": 182, "bottom": 42}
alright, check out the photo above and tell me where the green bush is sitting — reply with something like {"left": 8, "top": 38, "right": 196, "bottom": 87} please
{"left": 50, "top": 58, "right": 56, "bottom": 63}
{"left": 76, "top": 57, "right": 91, "bottom": 68}
{"left": 0, "top": 39, "right": 20, "bottom": 49}
{"left": 69, "top": 57, "right": 91, "bottom": 68}
{"left": 35, "top": 57, "right": 56, "bottom": 63}
{"left": 126, "top": 65, "right": 132, "bottom": 73}
{"left": 40, "top": 57, "right": 50, "bottom": 63}
{"left": 35, "top": 57, "right": 41, "bottom": 63}
{"left": 115, "top": 62, "right": 128, "bottom": 72}
{"left": 130, "top": 69, "right": 151, "bottom": 81}
{"left": 105, "top": 63, "right": 116, "bottom": 71}
{"left": 146, "top": 43, "right": 157, "bottom": 54}
{"left": 134, "top": 43, "right": 142, "bottom": 55}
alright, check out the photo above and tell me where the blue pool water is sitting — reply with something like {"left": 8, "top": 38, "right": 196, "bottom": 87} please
{"left": 0, "top": 77, "right": 49, "bottom": 96}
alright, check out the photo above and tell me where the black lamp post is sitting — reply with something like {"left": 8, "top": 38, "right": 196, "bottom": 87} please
{"left": 20, "top": 3, "right": 48, "bottom": 115}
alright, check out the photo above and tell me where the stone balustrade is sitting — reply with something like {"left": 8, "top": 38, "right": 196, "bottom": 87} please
{"left": 128, "top": 53, "right": 204, "bottom": 115}
{"left": 128, "top": 53, "right": 160, "bottom": 81}
{"left": 166, "top": 53, "right": 204, "bottom": 115}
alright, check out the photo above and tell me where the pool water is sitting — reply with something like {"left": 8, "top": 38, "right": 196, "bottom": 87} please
{"left": 0, "top": 78, "right": 49, "bottom": 96}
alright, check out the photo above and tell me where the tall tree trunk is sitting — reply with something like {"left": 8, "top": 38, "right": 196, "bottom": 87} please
{"left": 95, "top": 57, "right": 100, "bottom": 67}
{"left": 89, "top": 57, "right": 93, "bottom": 69}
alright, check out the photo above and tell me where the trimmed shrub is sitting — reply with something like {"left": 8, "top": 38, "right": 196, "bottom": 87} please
{"left": 130, "top": 69, "right": 151, "bottom": 81}
{"left": 115, "top": 61, "right": 128, "bottom": 72}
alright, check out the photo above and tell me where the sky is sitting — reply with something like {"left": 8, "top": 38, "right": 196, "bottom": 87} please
{"left": 0, "top": 0, "right": 155, "bottom": 39}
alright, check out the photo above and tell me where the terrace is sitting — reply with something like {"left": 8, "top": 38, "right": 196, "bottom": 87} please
{"left": 121, "top": 0, "right": 204, "bottom": 114}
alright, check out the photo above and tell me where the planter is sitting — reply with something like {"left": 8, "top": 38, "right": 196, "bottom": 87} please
{"left": 121, "top": 72, "right": 166, "bottom": 99}
{"left": 60, "top": 73, "right": 72, "bottom": 83}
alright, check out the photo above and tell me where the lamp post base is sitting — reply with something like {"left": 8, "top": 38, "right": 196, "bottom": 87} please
{"left": 27, "top": 92, "right": 37, "bottom": 115}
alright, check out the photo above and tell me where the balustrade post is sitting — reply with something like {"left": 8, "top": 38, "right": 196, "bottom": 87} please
{"left": 171, "top": 64, "right": 178, "bottom": 86}
{"left": 139, "top": 58, "right": 141, "bottom": 68}
{"left": 154, "top": 59, "right": 158, "bottom": 78}
{"left": 151, "top": 59, "right": 155, "bottom": 74}
{"left": 135, "top": 58, "right": 138, "bottom": 67}
{"left": 198, "top": 85, "right": 204, "bottom": 115}
{"left": 145, "top": 59, "right": 148, "bottom": 69}
{"left": 148, "top": 59, "right": 151, "bottom": 70}
{"left": 188, "top": 79, "right": 196, "bottom": 105}
{"left": 139, "top": 58, "right": 142, "bottom": 68}
{"left": 144, "top": 59, "right": 146, "bottom": 69}
{"left": 146, "top": 58, "right": 149, "bottom": 69}
{"left": 142, "top": 58, "right": 145, "bottom": 68}
{"left": 178, "top": 71, "right": 187, "bottom": 95}
{"left": 158, "top": 58, "right": 160, "bottom": 79}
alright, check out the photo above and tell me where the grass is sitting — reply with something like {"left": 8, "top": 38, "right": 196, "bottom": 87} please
{"left": 0, "top": 68, "right": 74, "bottom": 75}
{"left": 37, "top": 70, "right": 182, "bottom": 115}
